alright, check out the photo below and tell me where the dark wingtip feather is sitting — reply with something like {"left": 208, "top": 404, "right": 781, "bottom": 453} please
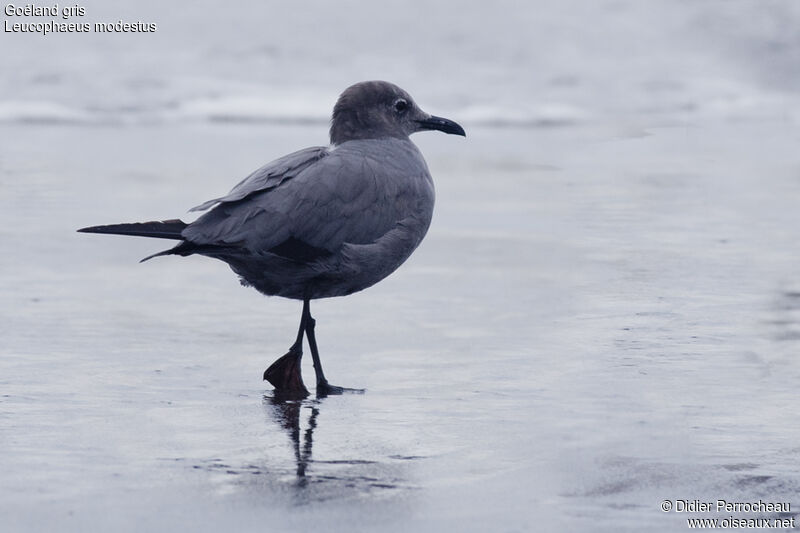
{"left": 139, "top": 249, "right": 175, "bottom": 263}
{"left": 140, "top": 240, "right": 200, "bottom": 263}
{"left": 77, "top": 219, "right": 188, "bottom": 240}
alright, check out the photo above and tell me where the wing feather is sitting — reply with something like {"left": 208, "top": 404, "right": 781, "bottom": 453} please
{"left": 189, "top": 146, "right": 330, "bottom": 212}
{"left": 182, "top": 139, "right": 433, "bottom": 260}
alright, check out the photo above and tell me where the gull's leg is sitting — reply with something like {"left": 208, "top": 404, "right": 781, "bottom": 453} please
{"left": 263, "top": 304, "right": 309, "bottom": 396}
{"left": 304, "top": 300, "right": 363, "bottom": 397}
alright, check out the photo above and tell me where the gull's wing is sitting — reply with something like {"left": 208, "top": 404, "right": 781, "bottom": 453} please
{"left": 189, "top": 146, "right": 330, "bottom": 212}
{"left": 182, "top": 139, "right": 433, "bottom": 259}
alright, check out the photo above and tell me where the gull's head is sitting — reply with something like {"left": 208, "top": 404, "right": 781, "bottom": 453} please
{"left": 330, "top": 80, "right": 466, "bottom": 145}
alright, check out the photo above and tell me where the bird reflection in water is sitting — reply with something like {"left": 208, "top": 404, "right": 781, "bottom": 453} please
{"left": 264, "top": 393, "right": 320, "bottom": 482}
{"left": 263, "top": 391, "right": 407, "bottom": 498}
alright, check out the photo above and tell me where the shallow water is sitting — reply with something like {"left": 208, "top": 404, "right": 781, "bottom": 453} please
{"left": 3, "top": 1, "right": 800, "bottom": 532}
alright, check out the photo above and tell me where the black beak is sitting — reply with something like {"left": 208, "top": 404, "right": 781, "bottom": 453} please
{"left": 416, "top": 115, "right": 466, "bottom": 137}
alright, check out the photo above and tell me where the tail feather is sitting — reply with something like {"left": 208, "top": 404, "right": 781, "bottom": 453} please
{"left": 77, "top": 219, "right": 188, "bottom": 240}
{"left": 79, "top": 219, "right": 239, "bottom": 263}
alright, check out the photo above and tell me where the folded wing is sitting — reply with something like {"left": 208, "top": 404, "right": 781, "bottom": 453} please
{"left": 189, "top": 146, "right": 330, "bottom": 212}
{"left": 182, "top": 140, "right": 429, "bottom": 261}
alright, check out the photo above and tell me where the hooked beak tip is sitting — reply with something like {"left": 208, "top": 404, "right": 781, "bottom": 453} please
{"left": 416, "top": 115, "right": 466, "bottom": 137}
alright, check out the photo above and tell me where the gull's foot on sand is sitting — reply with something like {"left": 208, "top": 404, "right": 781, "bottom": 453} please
{"left": 315, "top": 380, "right": 365, "bottom": 397}
{"left": 264, "top": 348, "right": 309, "bottom": 397}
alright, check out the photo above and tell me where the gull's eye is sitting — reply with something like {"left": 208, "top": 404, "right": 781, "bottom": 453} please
{"left": 394, "top": 99, "right": 408, "bottom": 113}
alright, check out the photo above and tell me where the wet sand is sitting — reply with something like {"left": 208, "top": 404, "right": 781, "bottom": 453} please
{"left": 1, "top": 118, "right": 799, "bottom": 532}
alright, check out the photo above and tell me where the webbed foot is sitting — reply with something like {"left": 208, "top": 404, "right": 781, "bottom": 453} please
{"left": 264, "top": 346, "right": 309, "bottom": 397}
{"left": 315, "top": 380, "right": 365, "bottom": 398}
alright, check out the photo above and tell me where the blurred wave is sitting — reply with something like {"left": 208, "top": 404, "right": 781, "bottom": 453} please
{"left": 2, "top": 0, "right": 799, "bottom": 128}
{"left": 0, "top": 95, "right": 591, "bottom": 128}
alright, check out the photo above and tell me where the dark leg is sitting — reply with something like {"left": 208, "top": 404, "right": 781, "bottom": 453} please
{"left": 263, "top": 303, "right": 309, "bottom": 396}
{"left": 304, "top": 300, "right": 363, "bottom": 396}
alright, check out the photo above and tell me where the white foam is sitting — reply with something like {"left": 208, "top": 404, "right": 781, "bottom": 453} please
{"left": 0, "top": 100, "right": 94, "bottom": 124}
{"left": 457, "top": 102, "right": 591, "bottom": 127}
{"left": 171, "top": 93, "right": 330, "bottom": 124}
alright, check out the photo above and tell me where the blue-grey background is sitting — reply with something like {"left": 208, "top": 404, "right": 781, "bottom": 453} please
{"left": 2, "top": 1, "right": 799, "bottom": 531}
